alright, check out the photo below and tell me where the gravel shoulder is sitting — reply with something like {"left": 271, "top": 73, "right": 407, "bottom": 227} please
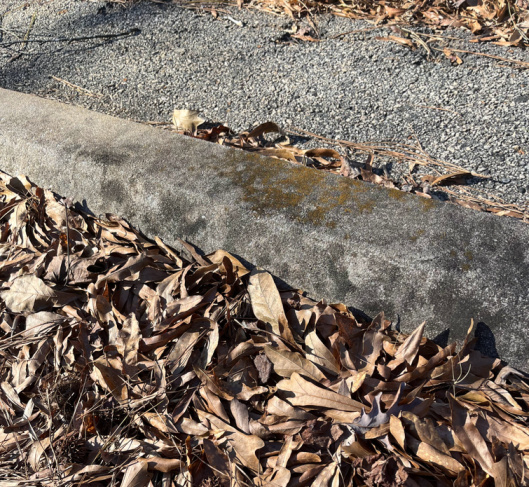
{"left": 0, "top": 0, "right": 528, "bottom": 207}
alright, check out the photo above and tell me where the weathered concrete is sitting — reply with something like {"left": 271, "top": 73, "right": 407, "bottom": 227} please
{"left": 0, "top": 88, "right": 528, "bottom": 369}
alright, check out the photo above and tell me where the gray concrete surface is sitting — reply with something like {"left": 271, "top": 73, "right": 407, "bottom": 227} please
{"left": 0, "top": 0, "right": 528, "bottom": 210}
{"left": 1, "top": 88, "right": 528, "bottom": 369}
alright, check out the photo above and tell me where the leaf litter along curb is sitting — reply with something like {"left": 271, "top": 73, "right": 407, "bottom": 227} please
{"left": 248, "top": 0, "right": 529, "bottom": 49}
{"left": 174, "top": 0, "right": 529, "bottom": 49}
{"left": 0, "top": 173, "right": 528, "bottom": 487}
{"left": 158, "top": 114, "right": 529, "bottom": 223}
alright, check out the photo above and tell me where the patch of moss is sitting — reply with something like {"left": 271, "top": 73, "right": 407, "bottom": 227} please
{"left": 387, "top": 188, "right": 408, "bottom": 201}
{"left": 420, "top": 197, "right": 436, "bottom": 212}
{"left": 219, "top": 158, "right": 379, "bottom": 227}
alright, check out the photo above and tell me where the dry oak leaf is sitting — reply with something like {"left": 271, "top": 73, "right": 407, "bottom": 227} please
{"left": 406, "top": 435, "right": 464, "bottom": 474}
{"left": 0, "top": 275, "right": 78, "bottom": 313}
{"left": 392, "top": 321, "right": 425, "bottom": 367}
{"left": 121, "top": 460, "right": 151, "bottom": 487}
{"left": 92, "top": 356, "right": 129, "bottom": 402}
{"left": 172, "top": 109, "right": 205, "bottom": 133}
{"left": 247, "top": 121, "right": 282, "bottom": 138}
{"left": 305, "top": 328, "right": 341, "bottom": 375}
{"left": 277, "top": 372, "right": 365, "bottom": 412}
{"left": 248, "top": 269, "right": 288, "bottom": 337}
{"left": 207, "top": 249, "right": 250, "bottom": 277}
{"left": 264, "top": 345, "right": 326, "bottom": 381}
{"left": 138, "top": 457, "right": 184, "bottom": 473}
{"left": 197, "top": 410, "right": 264, "bottom": 473}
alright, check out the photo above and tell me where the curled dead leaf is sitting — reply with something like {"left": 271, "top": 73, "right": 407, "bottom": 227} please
{"left": 172, "top": 109, "right": 205, "bottom": 134}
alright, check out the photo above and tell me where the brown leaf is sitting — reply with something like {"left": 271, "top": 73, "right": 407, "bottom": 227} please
{"left": 248, "top": 269, "right": 289, "bottom": 337}
{"left": 1, "top": 275, "right": 78, "bottom": 312}
{"left": 304, "top": 148, "right": 344, "bottom": 165}
{"left": 266, "top": 395, "right": 315, "bottom": 421}
{"left": 92, "top": 356, "right": 128, "bottom": 402}
{"left": 117, "top": 314, "right": 141, "bottom": 367}
{"left": 259, "top": 148, "right": 299, "bottom": 162}
{"left": 138, "top": 457, "right": 184, "bottom": 473}
{"left": 392, "top": 321, "right": 425, "bottom": 367}
{"left": 406, "top": 435, "right": 464, "bottom": 474}
{"left": 312, "top": 461, "right": 339, "bottom": 487}
{"left": 305, "top": 328, "right": 340, "bottom": 375}
{"left": 230, "top": 398, "right": 250, "bottom": 434}
{"left": 449, "top": 395, "right": 498, "bottom": 478}
{"left": 389, "top": 415, "right": 406, "bottom": 450}
{"left": 121, "top": 461, "right": 151, "bottom": 487}
{"left": 422, "top": 170, "right": 473, "bottom": 187}
{"left": 24, "top": 311, "right": 64, "bottom": 337}
{"left": 385, "top": 6, "right": 406, "bottom": 17}
{"left": 198, "top": 410, "right": 264, "bottom": 473}
{"left": 203, "top": 439, "right": 231, "bottom": 486}
{"left": 264, "top": 345, "right": 326, "bottom": 381}
{"left": 277, "top": 372, "right": 364, "bottom": 412}
{"left": 254, "top": 353, "right": 273, "bottom": 383}
{"left": 247, "top": 121, "right": 282, "bottom": 138}
{"left": 207, "top": 249, "right": 249, "bottom": 277}
{"left": 363, "top": 456, "right": 408, "bottom": 486}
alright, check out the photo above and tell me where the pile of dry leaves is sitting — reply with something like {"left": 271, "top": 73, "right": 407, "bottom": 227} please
{"left": 247, "top": 0, "right": 529, "bottom": 48}
{"left": 1, "top": 172, "right": 529, "bottom": 487}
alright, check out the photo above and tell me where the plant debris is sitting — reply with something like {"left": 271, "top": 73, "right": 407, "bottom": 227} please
{"left": 172, "top": 109, "right": 206, "bottom": 135}
{"left": 1, "top": 172, "right": 529, "bottom": 486}
{"left": 244, "top": 0, "right": 529, "bottom": 48}
{"left": 165, "top": 118, "right": 529, "bottom": 223}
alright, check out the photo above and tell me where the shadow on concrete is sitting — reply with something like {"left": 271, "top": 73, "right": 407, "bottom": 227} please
{"left": 432, "top": 328, "right": 450, "bottom": 348}
{"left": 431, "top": 323, "right": 501, "bottom": 360}
{"left": 474, "top": 321, "right": 500, "bottom": 359}
{"left": 76, "top": 199, "right": 96, "bottom": 217}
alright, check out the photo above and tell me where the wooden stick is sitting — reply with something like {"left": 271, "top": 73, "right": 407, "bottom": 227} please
{"left": 51, "top": 76, "right": 104, "bottom": 98}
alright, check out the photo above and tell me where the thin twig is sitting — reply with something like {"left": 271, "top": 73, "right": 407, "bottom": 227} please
{"left": 8, "top": 10, "right": 36, "bottom": 62}
{"left": 51, "top": 76, "right": 104, "bottom": 98}
{"left": 330, "top": 25, "right": 383, "bottom": 39}
{"left": 63, "top": 200, "right": 71, "bottom": 285}
{"left": 401, "top": 27, "right": 432, "bottom": 58}
{"left": 431, "top": 46, "right": 529, "bottom": 68}
{"left": 0, "top": 28, "right": 140, "bottom": 47}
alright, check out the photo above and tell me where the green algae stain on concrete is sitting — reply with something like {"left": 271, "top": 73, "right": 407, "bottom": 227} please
{"left": 218, "top": 157, "right": 379, "bottom": 227}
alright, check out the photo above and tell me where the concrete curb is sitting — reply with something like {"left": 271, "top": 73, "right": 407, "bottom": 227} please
{"left": 1, "top": 88, "right": 528, "bottom": 369}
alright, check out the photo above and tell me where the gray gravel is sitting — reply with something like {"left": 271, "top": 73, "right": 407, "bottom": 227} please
{"left": 0, "top": 0, "right": 528, "bottom": 206}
